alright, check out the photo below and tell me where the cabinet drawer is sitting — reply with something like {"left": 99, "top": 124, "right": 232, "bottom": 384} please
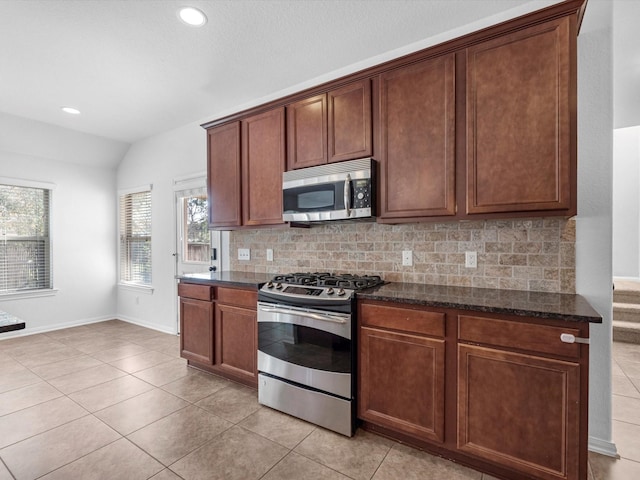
{"left": 458, "top": 315, "right": 582, "bottom": 359}
{"left": 360, "top": 303, "right": 445, "bottom": 337}
{"left": 178, "top": 283, "right": 213, "bottom": 301}
{"left": 217, "top": 287, "right": 257, "bottom": 308}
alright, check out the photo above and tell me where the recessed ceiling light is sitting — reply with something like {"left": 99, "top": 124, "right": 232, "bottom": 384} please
{"left": 61, "top": 106, "right": 81, "bottom": 115}
{"left": 178, "top": 7, "right": 207, "bottom": 27}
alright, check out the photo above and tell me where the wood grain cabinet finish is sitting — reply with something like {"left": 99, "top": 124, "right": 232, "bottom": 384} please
{"left": 287, "top": 80, "right": 372, "bottom": 170}
{"left": 457, "top": 344, "right": 580, "bottom": 480}
{"left": 179, "top": 296, "right": 214, "bottom": 365}
{"left": 242, "top": 107, "right": 287, "bottom": 226}
{"left": 377, "top": 54, "right": 456, "bottom": 220}
{"left": 466, "top": 16, "right": 575, "bottom": 215}
{"left": 207, "top": 122, "right": 241, "bottom": 228}
{"left": 359, "top": 302, "right": 445, "bottom": 444}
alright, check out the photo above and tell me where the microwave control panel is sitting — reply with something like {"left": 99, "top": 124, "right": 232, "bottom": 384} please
{"left": 352, "top": 179, "right": 372, "bottom": 209}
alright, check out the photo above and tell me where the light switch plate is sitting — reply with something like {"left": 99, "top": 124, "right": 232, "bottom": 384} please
{"left": 402, "top": 250, "right": 413, "bottom": 266}
{"left": 238, "top": 248, "right": 250, "bottom": 261}
{"left": 266, "top": 249, "right": 273, "bottom": 262}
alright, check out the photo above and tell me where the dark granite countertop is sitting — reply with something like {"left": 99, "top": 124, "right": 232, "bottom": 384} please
{"left": 357, "top": 282, "right": 602, "bottom": 323}
{"left": 178, "top": 271, "right": 272, "bottom": 290}
{"left": 178, "top": 271, "right": 601, "bottom": 323}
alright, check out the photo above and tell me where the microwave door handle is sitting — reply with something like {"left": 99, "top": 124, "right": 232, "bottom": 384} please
{"left": 344, "top": 173, "right": 351, "bottom": 217}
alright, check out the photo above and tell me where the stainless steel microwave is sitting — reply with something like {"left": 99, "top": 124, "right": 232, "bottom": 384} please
{"left": 282, "top": 158, "right": 375, "bottom": 223}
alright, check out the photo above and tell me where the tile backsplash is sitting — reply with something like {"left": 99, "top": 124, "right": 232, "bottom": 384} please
{"left": 229, "top": 217, "right": 576, "bottom": 294}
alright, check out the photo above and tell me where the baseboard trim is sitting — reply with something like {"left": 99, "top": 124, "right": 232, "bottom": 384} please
{"left": 588, "top": 436, "right": 618, "bottom": 458}
{"left": 0, "top": 315, "right": 116, "bottom": 339}
{"left": 114, "top": 314, "right": 176, "bottom": 335}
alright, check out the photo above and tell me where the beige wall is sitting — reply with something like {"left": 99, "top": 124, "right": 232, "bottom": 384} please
{"left": 230, "top": 217, "right": 575, "bottom": 294}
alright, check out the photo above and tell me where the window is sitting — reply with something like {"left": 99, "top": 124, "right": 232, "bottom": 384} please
{"left": 0, "top": 181, "right": 52, "bottom": 294}
{"left": 119, "top": 187, "right": 152, "bottom": 287}
{"left": 181, "top": 191, "right": 210, "bottom": 263}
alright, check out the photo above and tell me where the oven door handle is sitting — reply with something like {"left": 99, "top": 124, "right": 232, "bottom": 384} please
{"left": 258, "top": 306, "right": 348, "bottom": 324}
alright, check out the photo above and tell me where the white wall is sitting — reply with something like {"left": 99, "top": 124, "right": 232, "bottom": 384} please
{"left": 115, "top": 122, "right": 208, "bottom": 333}
{"left": 0, "top": 150, "right": 118, "bottom": 334}
{"left": 576, "top": 0, "right": 615, "bottom": 456}
{"left": 612, "top": 126, "right": 640, "bottom": 278}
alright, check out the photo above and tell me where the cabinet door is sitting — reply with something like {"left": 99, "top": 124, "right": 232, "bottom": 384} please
{"left": 378, "top": 54, "right": 456, "bottom": 219}
{"left": 208, "top": 122, "right": 242, "bottom": 228}
{"left": 328, "top": 80, "right": 372, "bottom": 163}
{"left": 179, "top": 297, "right": 214, "bottom": 365}
{"left": 242, "top": 108, "right": 286, "bottom": 226}
{"left": 466, "top": 16, "right": 574, "bottom": 214}
{"left": 215, "top": 303, "right": 257, "bottom": 386}
{"left": 287, "top": 94, "right": 327, "bottom": 169}
{"left": 359, "top": 326, "right": 445, "bottom": 443}
{"left": 458, "top": 344, "right": 580, "bottom": 480}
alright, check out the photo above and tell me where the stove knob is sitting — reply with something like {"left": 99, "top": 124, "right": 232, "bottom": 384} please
{"left": 275, "top": 282, "right": 283, "bottom": 290}
{"left": 326, "top": 287, "right": 334, "bottom": 295}
{"left": 266, "top": 281, "right": 274, "bottom": 289}
{"left": 337, "top": 288, "right": 346, "bottom": 296}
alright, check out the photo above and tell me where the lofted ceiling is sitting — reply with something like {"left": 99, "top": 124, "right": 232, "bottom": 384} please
{"left": 0, "top": 0, "right": 634, "bottom": 164}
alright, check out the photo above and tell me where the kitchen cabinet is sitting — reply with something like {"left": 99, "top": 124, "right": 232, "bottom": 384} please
{"left": 207, "top": 107, "right": 286, "bottom": 229}
{"left": 357, "top": 298, "right": 589, "bottom": 480}
{"left": 178, "top": 283, "right": 214, "bottom": 365}
{"left": 465, "top": 16, "right": 575, "bottom": 215}
{"left": 377, "top": 54, "right": 456, "bottom": 220}
{"left": 358, "top": 301, "right": 446, "bottom": 444}
{"left": 207, "top": 122, "right": 241, "bottom": 228}
{"left": 214, "top": 287, "right": 258, "bottom": 386}
{"left": 286, "top": 79, "right": 372, "bottom": 170}
{"left": 179, "top": 282, "right": 258, "bottom": 388}
{"left": 457, "top": 315, "right": 584, "bottom": 480}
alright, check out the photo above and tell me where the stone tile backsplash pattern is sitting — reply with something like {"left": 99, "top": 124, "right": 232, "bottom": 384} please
{"left": 229, "top": 218, "right": 576, "bottom": 294}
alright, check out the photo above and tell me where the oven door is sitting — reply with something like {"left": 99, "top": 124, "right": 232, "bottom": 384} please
{"left": 257, "top": 302, "right": 352, "bottom": 399}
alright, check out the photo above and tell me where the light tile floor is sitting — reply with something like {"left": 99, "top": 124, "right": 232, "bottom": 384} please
{"left": 0, "top": 319, "right": 634, "bottom": 480}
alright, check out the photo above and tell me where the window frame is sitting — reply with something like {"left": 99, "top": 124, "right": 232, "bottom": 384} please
{"left": 117, "top": 184, "right": 153, "bottom": 292}
{"left": 0, "top": 177, "right": 56, "bottom": 298}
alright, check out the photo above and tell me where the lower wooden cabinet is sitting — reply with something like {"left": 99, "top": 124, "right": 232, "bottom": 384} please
{"left": 179, "top": 282, "right": 258, "bottom": 388}
{"left": 457, "top": 344, "right": 580, "bottom": 480}
{"left": 215, "top": 300, "right": 257, "bottom": 385}
{"left": 358, "top": 300, "right": 589, "bottom": 480}
{"left": 358, "top": 301, "right": 446, "bottom": 444}
{"left": 179, "top": 297, "right": 214, "bottom": 365}
{"left": 359, "top": 326, "right": 445, "bottom": 443}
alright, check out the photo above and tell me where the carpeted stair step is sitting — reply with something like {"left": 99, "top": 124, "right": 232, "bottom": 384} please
{"left": 614, "top": 288, "right": 640, "bottom": 305}
{"left": 613, "top": 302, "right": 640, "bottom": 323}
{"left": 613, "top": 320, "right": 640, "bottom": 344}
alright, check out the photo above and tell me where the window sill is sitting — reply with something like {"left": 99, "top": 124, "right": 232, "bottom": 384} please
{"left": 118, "top": 283, "right": 154, "bottom": 295}
{"left": 0, "top": 289, "right": 59, "bottom": 301}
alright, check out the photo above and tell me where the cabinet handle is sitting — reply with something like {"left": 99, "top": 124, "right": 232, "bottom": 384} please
{"left": 560, "top": 333, "right": 590, "bottom": 345}
{"left": 344, "top": 173, "right": 351, "bottom": 217}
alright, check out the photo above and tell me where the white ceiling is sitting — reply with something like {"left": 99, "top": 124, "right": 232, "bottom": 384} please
{"left": 0, "top": 0, "right": 635, "bottom": 160}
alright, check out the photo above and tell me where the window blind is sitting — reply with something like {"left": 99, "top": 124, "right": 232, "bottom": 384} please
{"left": 0, "top": 184, "right": 51, "bottom": 293}
{"left": 119, "top": 189, "right": 152, "bottom": 286}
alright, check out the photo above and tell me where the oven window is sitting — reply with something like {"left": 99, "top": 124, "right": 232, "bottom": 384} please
{"left": 258, "top": 322, "right": 351, "bottom": 373}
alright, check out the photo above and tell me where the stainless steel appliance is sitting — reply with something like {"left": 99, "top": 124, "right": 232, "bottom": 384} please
{"left": 282, "top": 158, "right": 375, "bottom": 223}
{"left": 257, "top": 272, "right": 384, "bottom": 436}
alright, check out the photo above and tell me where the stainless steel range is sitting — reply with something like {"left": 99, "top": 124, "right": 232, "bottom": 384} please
{"left": 257, "top": 272, "right": 384, "bottom": 436}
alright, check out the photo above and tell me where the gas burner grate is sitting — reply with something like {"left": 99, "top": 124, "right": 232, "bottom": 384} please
{"left": 270, "top": 272, "right": 384, "bottom": 290}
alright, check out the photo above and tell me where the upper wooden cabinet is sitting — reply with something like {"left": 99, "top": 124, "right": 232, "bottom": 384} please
{"left": 207, "top": 108, "right": 286, "bottom": 229}
{"left": 241, "top": 108, "right": 286, "bottom": 226}
{"left": 377, "top": 54, "right": 456, "bottom": 220}
{"left": 208, "top": 122, "right": 241, "bottom": 228}
{"left": 287, "top": 80, "right": 372, "bottom": 170}
{"left": 466, "top": 16, "right": 575, "bottom": 215}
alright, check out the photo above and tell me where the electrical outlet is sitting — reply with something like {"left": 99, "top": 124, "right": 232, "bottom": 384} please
{"left": 238, "top": 248, "right": 251, "bottom": 261}
{"left": 465, "top": 251, "right": 477, "bottom": 268}
{"left": 402, "top": 250, "right": 413, "bottom": 266}
{"left": 266, "top": 249, "right": 273, "bottom": 262}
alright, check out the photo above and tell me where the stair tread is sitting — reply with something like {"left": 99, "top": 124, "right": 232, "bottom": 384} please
{"left": 613, "top": 302, "right": 640, "bottom": 311}
{"left": 613, "top": 320, "right": 640, "bottom": 328}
